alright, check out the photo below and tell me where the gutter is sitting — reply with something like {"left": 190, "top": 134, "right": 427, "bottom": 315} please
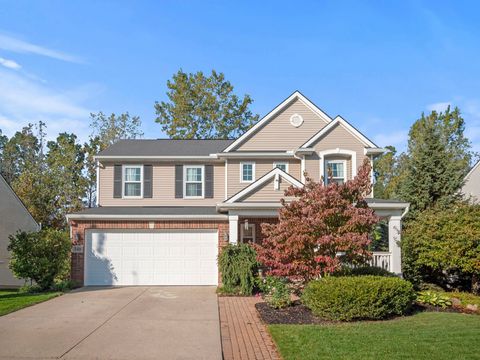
{"left": 215, "top": 152, "right": 296, "bottom": 158}
{"left": 94, "top": 154, "right": 220, "bottom": 161}
{"left": 66, "top": 214, "right": 228, "bottom": 221}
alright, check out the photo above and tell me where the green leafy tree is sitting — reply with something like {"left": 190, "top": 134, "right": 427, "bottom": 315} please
{"left": 0, "top": 129, "right": 8, "bottom": 175}
{"left": 1, "top": 124, "right": 41, "bottom": 184}
{"left": 155, "top": 69, "right": 259, "bottom": 139}
{"left": 83, "top": 136, "right": 102, "bottom": 208}
{"left": 8, "top": 229, "right": 71, "bottom": 290}
{"left": 46, "top": 133, "right": 87, "bottom": 228}
{"left": 373, "top": 146, "right": 408, "bottom": 199}
{"left": 398, "top": 107, "right": 473, "bottom": 216}
{"left": 402, "top": 204, "right": 480, "bottom": 293}
{"left": 90, "top": 111, "right": 143, "bottom": 149}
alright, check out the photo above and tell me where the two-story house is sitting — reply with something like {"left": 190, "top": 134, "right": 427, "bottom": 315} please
{"left": 67, "top": 91, "right": 409, "bottom": 286}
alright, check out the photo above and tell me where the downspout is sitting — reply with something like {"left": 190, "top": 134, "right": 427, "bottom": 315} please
{"left": 293, "top": 151, "right": 305, "bottom": 183}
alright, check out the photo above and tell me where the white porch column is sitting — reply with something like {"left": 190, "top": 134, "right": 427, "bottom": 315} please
{"left": 388, "top": 215, "right": 402, "bottom": 275}
{"left": 228, "top": 215, "right": 239, "bottom": 244}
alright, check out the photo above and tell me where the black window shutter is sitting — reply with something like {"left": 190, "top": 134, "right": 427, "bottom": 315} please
{"left": 175, "top": 165, "right": 183, "bottom": 198}
{"left": 143, "top": 165, "right": 153, "bottom": 198}
{"left": 205, "top": 165, "right": 214, "bottom": 198}
{"left": 113, "top": 164, "right": 122, "bottom": 198}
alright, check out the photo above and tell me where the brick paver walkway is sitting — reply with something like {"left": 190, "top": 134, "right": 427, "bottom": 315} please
{"left": 218, "top": 296, "right": 281, "bottom": 360}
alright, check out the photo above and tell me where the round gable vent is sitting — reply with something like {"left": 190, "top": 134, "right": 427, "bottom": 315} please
{"left": 290, "top": 113, "right": 304, "bottom": 127}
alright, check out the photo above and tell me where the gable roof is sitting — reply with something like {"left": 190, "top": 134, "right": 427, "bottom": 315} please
{"left": 0, "top": 174, "right": 39, "bottom": 228}
{"left": 225, "top": 167, "right": 303, "bottom": 203}
{"left": 465, "top": 160, "right": 480, "bottom": 181}
{"left": 222, "top": 91, "right": 332, "bottom": 152}
{"left": 97, "top": 139, "right": 234, "bottom": 158}
{"left": 301, "top": 115, "right": 378, "bottom": 149}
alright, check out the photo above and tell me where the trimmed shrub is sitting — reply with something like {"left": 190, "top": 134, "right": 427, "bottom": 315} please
{"left": 302, "top": 276, "right": 415, "bottom": 321}
{"left": 8, "top": 229, "right": 71, "bottom": 290}
{"left": 333, "top": 265, "right": 395, "bottom": 277}
{"left": 259, "top": 276, "right": 292, "bottom": 309}
{"left": 218, "top": 243, "right": 258, "bottom": 295}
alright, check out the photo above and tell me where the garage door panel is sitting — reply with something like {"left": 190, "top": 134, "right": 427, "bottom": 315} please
{"left": 85, "top": 229, "right": 218, "bottom": 286}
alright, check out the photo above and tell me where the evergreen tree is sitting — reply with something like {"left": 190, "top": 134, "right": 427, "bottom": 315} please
{"left": 398, "top": 107, "right": 472, "bottom": 216}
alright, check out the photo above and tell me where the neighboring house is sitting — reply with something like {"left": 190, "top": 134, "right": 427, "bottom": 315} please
{"left": 462, "top": 160, "right": 480, "bottom": 203}
{"left": 67, "top": 91, "right": 409, "bottom": 286}
{"left": 0, "top": 175, "right": 40, "bottom": 287}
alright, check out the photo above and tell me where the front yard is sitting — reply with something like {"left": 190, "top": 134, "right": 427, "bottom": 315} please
{"left": 269, "top": 312, "right": 480, "bottom": 360}
{"left": 0, "top": 289, "right": 61, "bottom": 316}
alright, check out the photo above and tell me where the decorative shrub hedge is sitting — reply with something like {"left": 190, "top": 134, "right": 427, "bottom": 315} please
{"left": 333, "top": 265, "right": 395, "bottom": 277}
{"left": 218, "top": 243, "right": 258, "bottom": 295}
{"left": 302, "top": 276, "right": 415, "bottom": 321}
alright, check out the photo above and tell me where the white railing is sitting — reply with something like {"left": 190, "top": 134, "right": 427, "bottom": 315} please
{"left": 369, "top": 252, "right": 392, "bottom": 272}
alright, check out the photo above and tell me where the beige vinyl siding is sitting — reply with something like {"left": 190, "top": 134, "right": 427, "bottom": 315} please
{"left": 0, "top": 177, "right": 39, "bottom": 287}
{"left": 99, "top": 162, "right": 225, "bottom": 206}
{"left": 462, "top": 164, "right": 480, "bottom": 203}
{"left": 236, "top": 98, "right": 329, "bottom": 151}
{"left": 304, "top": 123, "right": 367, "bottom": 182}
{"left": 240, "top": 178, "right": 296, "bottom": 202}
{"left": 227, "top": 159, "right": 301, "bottom": 198}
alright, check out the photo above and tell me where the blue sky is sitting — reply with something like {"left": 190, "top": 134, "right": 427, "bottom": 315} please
{"left": 0, "top": 1, "right": 479, "bottom": 153}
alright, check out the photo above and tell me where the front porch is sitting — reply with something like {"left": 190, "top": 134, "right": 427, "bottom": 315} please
{"left": 219, "top": 199, "right": 408, "bottom": 275}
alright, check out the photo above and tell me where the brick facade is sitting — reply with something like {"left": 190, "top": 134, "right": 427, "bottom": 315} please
{"left": 70, "top": 220, "right": 229, "bottom": 286}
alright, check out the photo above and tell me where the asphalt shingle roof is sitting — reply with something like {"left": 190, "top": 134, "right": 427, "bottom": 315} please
{"left": 97, "top": 139, "right": 235, "bottom": 157}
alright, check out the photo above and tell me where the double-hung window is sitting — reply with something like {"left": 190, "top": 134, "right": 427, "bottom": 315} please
{"left": 123, "top": 165, "right": 143, "bottom": 197}
{"left": 240, "top": 162, "right": 255, "bottom": 183}
{"left": 273, "top": 162, "right": 288, "bottom": 173}
{"left": 325, "top": 160, "right": 346, "bottom": 185}
{"left": 184, "top": 165, "right": 204, "bottom": 198}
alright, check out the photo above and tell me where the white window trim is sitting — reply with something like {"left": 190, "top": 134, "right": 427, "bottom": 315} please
{"left": 240, "top": 223, "right": 256, "bottom": 243}
{"left": 273, "top": 161, "right": 289, "bottom": 173}
{"left": 324, "top": 159, "right": 347, "bottom": 185}
{"left": 183, "top": 165, "right": 205, "bottom": 199}
{"left": 319, "top": 149, "right": 357, "bottom": 185}
{"left": 122, "top": 164, "right": 143, "bottom": 199}
{"left": 240, "top": 162, "right": 255, "bottom": 183}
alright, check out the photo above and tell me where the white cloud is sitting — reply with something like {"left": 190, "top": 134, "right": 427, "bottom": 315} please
{"left": 0, "top": 33, "right": 83, "bottom": 63}
{"left": 0, "top": 56, "right": 21, "bottom": 70}
{"left": 426, "top": 101, "right": 451, "bottom": 113}
{"left": 373, "top": 129, "right": 409, "bottom": 150}
{"left": 0, "top": 68, "right": 98, "bottom": 142}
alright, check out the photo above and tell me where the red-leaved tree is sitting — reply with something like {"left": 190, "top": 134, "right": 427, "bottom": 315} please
{"left": 255, "top": 159, "right": 379, "bottom": 284}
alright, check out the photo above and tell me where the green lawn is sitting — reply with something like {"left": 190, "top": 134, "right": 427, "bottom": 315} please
{"left": 269, "top": 312, "right": 480, "bottom": 360}
{"left": 0, "top": 289, "right": 61, "bottom": 316}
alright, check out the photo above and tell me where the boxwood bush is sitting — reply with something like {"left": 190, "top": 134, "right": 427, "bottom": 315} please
{"left": 302, "top": 276, "right": 415, "bottom": 321}
{"left": 333, "top": 265, "right": 395, "bottom": 277}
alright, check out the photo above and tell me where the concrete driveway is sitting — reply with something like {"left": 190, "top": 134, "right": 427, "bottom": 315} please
{"left": 0, "top": 286, "right": 222, "bottom": 360}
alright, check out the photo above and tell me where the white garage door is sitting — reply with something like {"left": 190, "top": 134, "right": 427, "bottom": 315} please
{"left": 85, "top": 229, "right": 218, "bottom": 286}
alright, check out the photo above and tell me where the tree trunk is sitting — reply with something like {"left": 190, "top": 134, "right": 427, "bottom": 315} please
{"left": 472, "top": 274, "right": 480, "bottom": 295}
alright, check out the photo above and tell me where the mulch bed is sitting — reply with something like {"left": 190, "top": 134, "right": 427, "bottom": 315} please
{"left": 256, "top": 300, "right": 479, "bottom": 325}
{"left": 255, "top": 300, "right": 333, "bottom": 325}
